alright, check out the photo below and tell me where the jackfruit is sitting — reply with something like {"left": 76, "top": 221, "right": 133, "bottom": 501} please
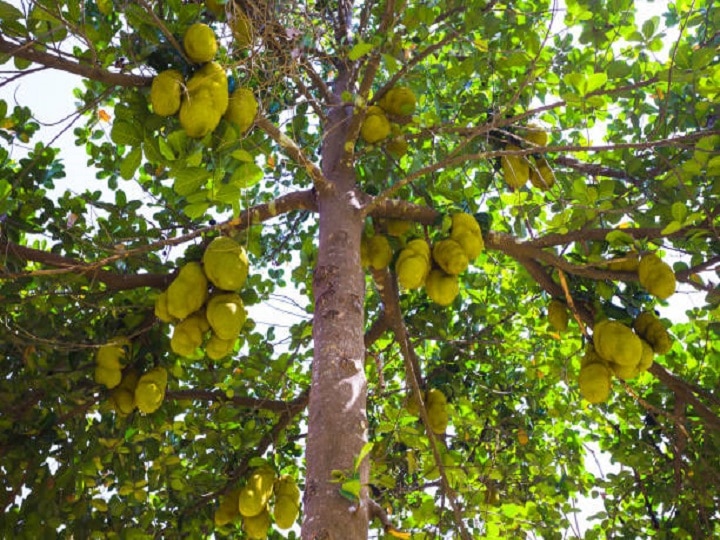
{"left": 94, "top": 365, "right": 122, "bottom": 389}
{"left": 96, "top": 341, "right": 126, "bottom": 369}
{"left": 637, "top": 339, "right": 654, "bottom": 372}
{"left": 243, "top": 507, "right": 271, "bottom": 539}
{"left": 179, "top": 62, "right": 229, "bottom": 138}
{"left": 633, "top": 311, "right": 672, "bottom": 354}
{"left": 225, "top": 88, "right": 258, "bottom": 134}
{"left": 166, "top": 262, "right": 209, "bottom": 320}
{"left": 360, "top": 106, "right": 390, "bottom": 143}
{"left": 387, "top": 135, "right": 408, "bottom": 157}
{"left": 134, "top": 366, "right": 168, "bottom": 414}
{"left": 529, "top": 157, "right": 555, "bottom": 190}
{"left": 273, "top": 476, "right": 300, "bottom": 530}
{"left": 432, "top": 238, "right": 469, "bottom": 275}
{"left": 214, "top": 489, "right": 241, "bottom": 527}
{"left": 578, "top": 362, "right": 611, "bottom": 403}
{"left": 206, "top": 293, "right": 247, "bottom": 340}
{"left": 593, "top": 320, "right": 642, "bottom": 367}
{"left": 425, "top": 388, "right": 449, "bottom": 434}
{"left": 274, "top": 476, "right": 301, "bottom": 503}
{"left": 361, "top": 234, "right": 393, "bottom": 270}
{"left": 547, "top": 299, "right": 569, "bottom": 332}
{"left": 202, "top": 236, "right": 249, "bottom": 291}
{"left": 638, "top": 253, "right": 676, "bottom": 300}
{"left": 405, "top": 390, "right": 422, "bottom": 416}
{"left": 171, "top": 311, "right": 210, "bottom": 357}
{"left": 183, "top": 23, "right": 218, "bottom": 63}
{"left": 110, "top": 369, "right": 140, "bottom": 416}
{"left": 450, "top": 213, "right": 484, "bottom": 259}
{"left": 522, "top": 125, "right": 548, "bottom": 147}
{"left": 154, "top": 290, "right": 175, "bottom": 323}
{"left": 378, "top": 86, "right": 417, "bottom": 116}
{"left": 501, "top": 145, "right": 529, "bottom": 189}
{"left": 425, "top": 268, "right": 459, "bottom": 306}
{"left": 206, "top": 333, "right": 236, "bottom": 360}
{"left": 150, "top": 69, "right": 183, "bottom": 117}
{"left": 396, "top": 239, "right": 431, "bottom": 289}
{"left": 239, "top": 468, "right": 275, "bottom": 517}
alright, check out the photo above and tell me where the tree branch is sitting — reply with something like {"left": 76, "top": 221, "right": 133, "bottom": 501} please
{"left": 0, "top": 35, "right": 150, "bottom": 87}
{"left": 166, "top": 389, "right": 308, "bottom": 413}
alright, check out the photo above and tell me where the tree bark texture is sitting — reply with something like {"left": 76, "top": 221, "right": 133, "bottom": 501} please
{"left": 302, "top": 80, "right": 370, "bottom": 538}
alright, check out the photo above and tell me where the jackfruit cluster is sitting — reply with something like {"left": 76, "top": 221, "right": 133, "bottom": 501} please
{"left": 606, "top": 251, "right": 676, "bottom": 300}
{"left": 500, "top": 126, "right": 556, "bottom": 191}
{"left": 578, "top": 314, "right": 672, "bottom": 403}
{"left": 214, "top": 468, "right": 301, "bottom": 537}
{"left": 360, "top": 86, "right": 416, "bottom": 156}
{"left": 406, "top": 388, "right": 450, "bottom": 434}
{"left": 155, "top": 236, "right": 250, "bottom": 360}
{"left": 107, "top": 365, "right": 168, "bottom": 416}
{"left": 94, "top": 338, "right": 130, "bottom": 389}
{"left": 148, "top": 22, "right": 258, "bottom": 139}
{"left": 381, "top": 212, "right": 483, "bottom": 306}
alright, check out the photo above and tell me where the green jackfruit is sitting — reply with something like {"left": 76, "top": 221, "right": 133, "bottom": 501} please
{"left": 183, "top": 23, "right": 218, "bottom": 63}
{"left": 360, "top": 106, "right": 390, "bottom": 143}
{"left": 150, "top": 69, "right": 183, "bottom": 117}
{"left": 134, "top": 366, "right": 168, "bottom": 414}
{"left": 206, "top": 293, "right": 247, "bottom": 340}
{"left": 432, "top": 238, "right": 469, "bottom": 275}
{"left": 166, "top": 262, "right": 209, "bottom": 320}
{"left": 378, "top": 86, "right": 417, "bottom": 116}
{"left": 501, "top": 145, "right": 529, "bottom": 189}
{"left": 171, "top": 311, "right": 209, "bottom": 357}
{"left": 578, "top": 362, "right": 611, "bottom": 403}
{"left": 202, "top": 236, "right": 249, "bottom": 291}
{"left": 593, "top": 320, "right": 642, "bottom": 367}
{"left": 239, "top": 468, "right": 275, "bottom": 517}
{"left": 425, "top": 268, "right": 459, "bottom": 306}
{"left": 638, "top": 253, "right": 676, "bottom": 300}
{"left": 225, "top": 88, "right": 258, "bottom": 134}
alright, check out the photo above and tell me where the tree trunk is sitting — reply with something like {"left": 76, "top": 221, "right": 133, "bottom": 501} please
{"left": 302, "top": 79, "right": 369, "bottom": 538}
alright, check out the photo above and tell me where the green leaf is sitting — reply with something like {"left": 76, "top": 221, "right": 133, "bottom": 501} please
{"left": 183, "top": 202, "right": 209, "bottom": 219}
{"left": 110, "top": 120, "right": 142, "bottom": 146}
{"left": 0, "top": 0, "right": 23, "bottom": 20}
{"left": 119, "top": 147, "right": 142, "bottom": 180}
{"left": 671, "top": 202, "right": 687, "bottom": 222}
{"left": 661, "top": 221, "right": 684, "bottom": 235}
{"left": 348, "top": 41, "right": 374, "bottom": 61}
{"left": 605, "top": 230, "right": 635, "bottom": 246}
{"left": 231, "top": 149, "right": 254, "bottom": 162}
{"left": 585, "top": 72, "right": 607, "bottom": 94}
{"left": 354, "top": 442, "right": 374, "bottom": 472}
{"left": 229, "top": 163, "right": 263, "bottom": 189}
{"left": 173, "top": 167, "right": 212, "bottom": 196}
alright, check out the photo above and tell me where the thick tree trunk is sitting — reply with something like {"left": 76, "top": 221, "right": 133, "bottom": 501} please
{"left": 301, "top": 82, "right": 369, "bottom": 538}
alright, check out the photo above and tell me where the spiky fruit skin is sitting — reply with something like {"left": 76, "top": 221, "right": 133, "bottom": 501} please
{"left": 387, "top": 136, "right": 408, "bottom": 157}
{"left": 179, "top": 62, "right": 228, "bottom": 138}
{"left": 134, "top": 367, "right": 168, "bottom": 414}
{"left": 432, "top": 238, "right": 469, "bottom": 275}
{"left": 214, "top": 489, "right": 241, "bottom": 527}
{"left": 425, "top": 269, "right": 459, "bottom": 306}
{"left": 637, "top": 339, "right": 655, "bottom": 372}
{"left": 396, "top": 239, "right": 431, "bottom": 289}
{"left": 239, "top": 468, "right": 275, "bottom": 518}
{"left": 95, "top": 366, "right": 122, "bottom": 389}
{"left": 243, "top": 508, "right": 271, "bottom": 539}
{"left": 273, "top": 476, "right": 300, "bottom": 530}
{"left": 523, "top": 125, "right": 548, "bottom": 146}
{"left": 150, "top": 69, "right": 183, "bottom": 117}
{"left": 110, "top": 369, "right": 140, "bottom": 416}
{"left": 225, "top": 88, "right": 258, "bottom": 134}
{"left": 633, "top": 311, "right": 672, "bottom": 354}
{"left": 501, "top": 145, "right": 529, "bottom": 189}
{"left": 578, "top": 362, "right": 611, "bottom": 403}
{"left": 425, "top": 388, "right": 449, "bottom": 434}
{"left": 529, "top": 157, "right": 555, "bottom": 190}
{"left": 547, "top": 300, "right": 569, "bottom": 332}
{"left": 171, "top": 312, "right": 209, "bottom": 357}
{"left": 96, "top": 343, "right": 125, "bottom": 369}
{"left": 362, "top": 234, "right": 393, "bottom": 270}
{"left": 360, "top": 106, "right": 391, "bottom": 143}
{"left": 166, "top": 262, "right": 209, "bottom": 320}
{"left": 607, "top": 253, "right": 640, "bottom": 272}
{"left": 206, "top": 334, "right": 236, "bottom": 360}
{"left": 638, "top": 254, "right": 676, "bottom": 300}
{"left": 206, "top": 293, "right": 247, "bottom": 340}
{"left": 183, "top": 23, "right": 218, "bottom": 63}
{"left": 450, "top": 213, "right": 484, "bottom": 259}
{"left": 202, "top": 236, "right": 249, "bottom": 291}
{"left": 593, "top": 320, "right": 642, "bottom": 367}
{"left": 379, "top": 86, "right": 417, "bottom": 116}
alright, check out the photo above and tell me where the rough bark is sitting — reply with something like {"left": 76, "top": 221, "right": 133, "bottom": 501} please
{"left": 302, "top": 77, "right": 370, "bottom": 538}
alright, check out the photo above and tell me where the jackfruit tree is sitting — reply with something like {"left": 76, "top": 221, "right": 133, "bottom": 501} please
{"left": 1, "top": 1, "right": 719, "bottom": 538}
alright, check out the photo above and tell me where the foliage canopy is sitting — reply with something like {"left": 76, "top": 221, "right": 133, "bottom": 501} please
{"left": 0, "top": 0, "right": 719, "bottom": 538}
